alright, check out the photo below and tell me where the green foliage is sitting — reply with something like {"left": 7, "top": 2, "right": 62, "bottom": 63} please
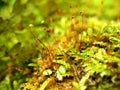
{"left": 0, "top": 0, "right": 120, "bottom": 90}
{"left": 0, "top": 75, "right": 12, "bottom": 90}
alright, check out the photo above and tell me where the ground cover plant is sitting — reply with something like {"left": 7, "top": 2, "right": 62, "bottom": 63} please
{"left": 0, "top": 0, "right": 120, "bottom": 90}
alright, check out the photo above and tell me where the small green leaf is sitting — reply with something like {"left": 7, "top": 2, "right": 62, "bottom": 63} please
{"left": 43, "top": 69, "right": 52, "bottom": 76}
{"left": 28, "top": 63, "right": 38, "bottom": 67}
{"left": 58, "top": 65, "right": 66, "bottom": 74}
{"left": 73, "top": 81, "right": 80, "bottom": 90}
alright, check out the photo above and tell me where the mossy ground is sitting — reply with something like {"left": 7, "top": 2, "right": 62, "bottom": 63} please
{"left": 0, "top": 0, "right": 120, "bottom": 90}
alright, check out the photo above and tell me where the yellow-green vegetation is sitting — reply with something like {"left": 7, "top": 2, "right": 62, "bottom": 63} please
{"left": 0, "top": 0, "right": 120, "bottom": 90}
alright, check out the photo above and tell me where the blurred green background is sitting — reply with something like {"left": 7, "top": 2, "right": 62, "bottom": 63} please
{"left": 0, "top": 0, "right": 120, "bottom": 89}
